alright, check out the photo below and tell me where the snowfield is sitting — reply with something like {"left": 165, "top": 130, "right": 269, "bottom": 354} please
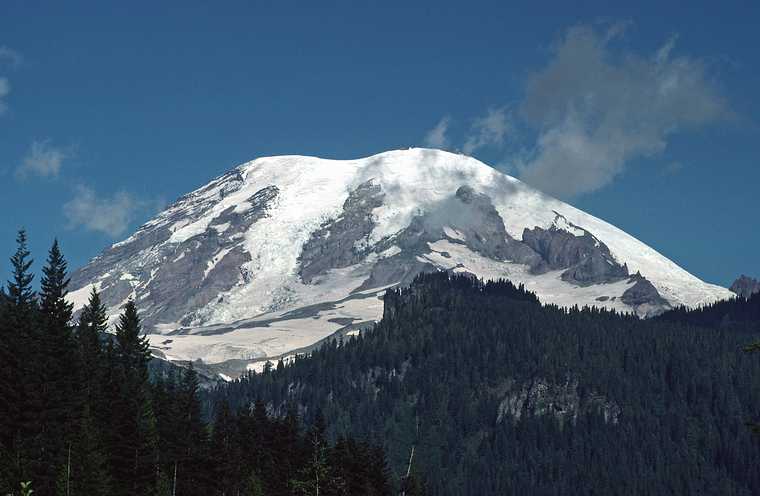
{"left": 67, "top": 148, "right": 733, "bottom": 375}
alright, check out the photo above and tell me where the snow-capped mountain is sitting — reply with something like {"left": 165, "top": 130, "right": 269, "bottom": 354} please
{"left": 67, "top": 148, "right": 732, "bottom": 377}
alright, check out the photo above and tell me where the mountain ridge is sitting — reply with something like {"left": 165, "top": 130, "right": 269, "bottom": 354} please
{"left": 66, "top": 148, "right": 732, "bottom": 375}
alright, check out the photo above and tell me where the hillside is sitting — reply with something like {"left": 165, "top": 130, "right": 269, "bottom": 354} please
{"left": 211, "top": 272, "right": 760, "bottom": 495}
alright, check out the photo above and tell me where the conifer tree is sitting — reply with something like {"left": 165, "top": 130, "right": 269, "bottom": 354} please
{"left": 36, "top": 239, "right": 78, "bottom": 494}
{"left": 67, "top": 401, "right": 111, "bottom": 496}
{"left": 110, "top": 299, "right": 158, "bottom": 496}
{"left": 0, "top": 230, "right": 37, "bottom": 490}
{"left": 7, "top": 230, "right": 35, "bottom": 309}
{"left": 77, "top": 287, "right": 108, "bottom": 397}
{"left": 291, "top": 410, "right": 345, "bottom": 496}
{"left": 175, "top": 365, "right": 210, "bottom": 496}
{"left": 209, "top": 398, "right": 242, "bottom": 495}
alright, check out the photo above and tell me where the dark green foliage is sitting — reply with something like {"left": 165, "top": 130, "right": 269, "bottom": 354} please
{"left": 0, "top": 232, "right": 391, "bottom": 495}
{"left": 108, "top": 299, "right": 158, "bottom": 496}
{"left": 11, "top": 232, "right": 760, "bottom": 494}
{"left": 212, "top": 271, "right": 760, "bottom": 495}
{"left": 0, "top": 231, "right": 37, "bottom": 488}
{"left": 658, "top": 290, "right": 760, "bottom": 330}
{"left": 35, "top": 240, "right": 78, "bottom": 494}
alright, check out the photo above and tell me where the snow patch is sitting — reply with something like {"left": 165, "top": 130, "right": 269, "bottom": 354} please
{"left": 443, "top": 226, "right": 467, "bottom": 242}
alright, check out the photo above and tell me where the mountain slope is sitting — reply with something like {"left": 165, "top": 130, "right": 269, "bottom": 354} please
{"left": 209, "top": 272, "right": 760, "bottom": 495}
{"left": 67, "top": 148, "right": 732, "bottom": 375}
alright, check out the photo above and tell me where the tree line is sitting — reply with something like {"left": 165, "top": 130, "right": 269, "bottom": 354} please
{"left": 0, "top": 231, "right": 392, "bottom": 495}
{"left": 211, "top": 271, "right": 760, "bottom": 495}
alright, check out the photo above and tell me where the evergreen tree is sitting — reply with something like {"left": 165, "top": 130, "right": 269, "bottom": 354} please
{"left": 36, "top": 240, "right": 78, "bottom": 494}
{"left": 0, "top": 230, "right": 37, "bottom": 490}
{"left": 76, "top": 287, "right": 108, "bottom": 402}
{"left": 174, "top": 365, "right": 210, "bottom": 496}
{"left": 209, "top": 398, "right": 242, "bottom": 495}
{"left": 6, "top": 230, "right": 35, "bottom": 309}
{"left": 290, "top": 410, "right": 345, "bottom": 496}
{"left": 243, "top": 473, "right": 265, "bottom": 496}
{"left": 67, "top": 402, "right": 111, "bottom": 496}
{"left": 110, "top": 299, "right": 158, "bottom": 496}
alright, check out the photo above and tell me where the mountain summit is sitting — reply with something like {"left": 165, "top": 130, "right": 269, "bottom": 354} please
{"left": 67, "top": 148, "right": 732, "bottom": 376}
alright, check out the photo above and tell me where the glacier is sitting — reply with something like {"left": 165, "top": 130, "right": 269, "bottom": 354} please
{"left": 67, "top": 148, "right": 733, "bottom": 377}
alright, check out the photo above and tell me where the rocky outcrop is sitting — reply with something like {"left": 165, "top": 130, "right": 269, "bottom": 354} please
{"left": 496, "top": 376, "right": 620, "bottom": 426}
{"left": 298, "top": 180, "right": 385, "bottom": 283}
{"left": 621, "top": 273, "right": 671, "bottom": 316}
{"left": 356, "top": 184, "right": 543, "bottom": 290}
{"left": 449, "top": 186, "right": 543, "bottom": 266}
{"left": 522, "top": 220, "right": 629, "bottom": 286}
{"left": 730, "top": 275, "right": 760, "bottom": 299}
{"left": 353, "top": 185, "right": 669, "bottom": 315}
{"left": 69, "top": 184, "right": 279, "bottom": 329}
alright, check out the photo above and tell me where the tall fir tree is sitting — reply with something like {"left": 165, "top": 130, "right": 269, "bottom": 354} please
{"left": 110, "top": 299, "right": 158, "bottom": 496}
{"left": 175, "top": 365, "right": 210, "bottom": 496}
{"left": 76, "top": 287, "right": 108, "bottom": 400}
{"left": 209, "top": 398, "right": 243, "bottom": 495}
{"left": 63, "top": 401, "right": 111, "bottom": 496}
{"left": 66, "top": 287, "right": 111, "bottom": 495}
{"left": 0, "top": 230, "right": 38, "bottom": 491}
{"left": 36, "top": 239, "right": 78, "bottom": 494}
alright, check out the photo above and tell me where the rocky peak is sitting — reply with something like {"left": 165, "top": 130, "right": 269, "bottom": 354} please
{"left": 521, "top": 224, "right": 629, "bottom": 286}
{"left": 730, "top": 275, "right": 760, "bottom": 299}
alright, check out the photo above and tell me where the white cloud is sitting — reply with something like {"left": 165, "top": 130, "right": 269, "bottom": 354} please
{"left": 0, "top": 45, "right": 21, "bottom": 114}
{"left": 463, "top": 107, "right": 511, "bottom": 155}
{"left": 661, "top": 161, "right": 684, "bottom": 176}
{"left": 0, "top": 46, "right": 22, "bottom": 67}
{"left": 16, "top": 140, "right": 70, "bottom": 178}
{"left": 0, "top": 77, "right": 9, "bottom": 115}
{"left": 516, "top": 23, "right": 728, "bottom": 198}
{"left": 423, "top": 116, "right": 451, "bottom": 149}
{"left": 63, "top": 185, "right": 142, "bottom": 237}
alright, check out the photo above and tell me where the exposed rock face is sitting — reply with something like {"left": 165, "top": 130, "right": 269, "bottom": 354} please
{"left": 496, "top": 376, "right": 620, "bottom": 426}
{"left": 730, "top": 275, "right": 760, "bottom": 299}
{"left": 449, "top": 186, "right": 543, "bottom": 266}
{"left": 354, "top": 184, "right": 669, "bottom": 315}
{"left": 522, "top": 222, "right": 629, "bottom": 286}
{"left": 70, "top": 184, "right": 280, "bottom": 329}
{"left": 357, "top": 184, "right": 542, "bottom": 290}
{"left": 621, "top": 273, "right": 671, "bottom": 316}
{"left": 299, "top": 180, "right": 385, "bottom": 283}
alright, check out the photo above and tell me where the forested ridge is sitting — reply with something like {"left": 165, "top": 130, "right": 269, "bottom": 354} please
{"left": 0, "top": 231, "right": 392, "bottom": 496}
{"left": 2, "top": 229, "right": 760, "bottom": 495}
{"left": 212, "top": 273, "right": 760, "bottom": 495}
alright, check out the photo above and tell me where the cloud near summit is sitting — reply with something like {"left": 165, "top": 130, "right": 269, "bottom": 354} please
{"left": 425, "top": 23, "right": 730, "bottom": 199}
{"left": 63, "top": 185, "right": 165, "bottom": 238}
{"left": 0, "top": 45, "right": 21, "bottom": 115}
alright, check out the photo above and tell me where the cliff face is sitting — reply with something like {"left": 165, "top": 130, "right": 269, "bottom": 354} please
{"left": 730, "top": 275, "right": 760, "bottom": 299}
{"left": 496, "top": 376, "right": 621, "bottom": 426}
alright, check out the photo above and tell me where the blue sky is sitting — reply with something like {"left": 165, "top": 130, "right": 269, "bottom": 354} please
{"left": 0, "top": 0, "right": 758, "bottom": 287}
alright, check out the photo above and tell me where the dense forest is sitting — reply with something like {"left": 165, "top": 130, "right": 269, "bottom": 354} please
{"left": 3, "top": 229, "right": 760, "bottom": 495}
{"left": 211, "top": 273, "right": 760, "bottom": 495}
{"left": 657, "top": 290, "right": 760, "bottom": 330}
{"left": 0, "top": 231, "right": 392, "bottom": 496}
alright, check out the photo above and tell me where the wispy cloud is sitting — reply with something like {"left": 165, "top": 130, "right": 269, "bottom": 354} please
{"left": 423, "top": 116, "right": 451, "bottom": 149}
{"left": 0, "top": 77, "right": 9, "bottom": 115}
{"left": 63, "top": 185, "right": 152, "bottom": 238}
{"left": 0, "top": 45, "right": 21, "bottom": 114}
{"left": 0, "top": 46, "right": 22, "bottom": 67}
{"left": 661, "top": 161, "right": 684, "bottom": 176}
{"left": 428, "top": 23, "right": 730, "bottom": 198}
{"left": 16, "top": 140, "right": 72, "bottom": 179}
{"left": 463, "top": 107, "right": 511, "bottom": 155}
{"left": 515, "top": 23, "right": 728, "bottom": 198}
